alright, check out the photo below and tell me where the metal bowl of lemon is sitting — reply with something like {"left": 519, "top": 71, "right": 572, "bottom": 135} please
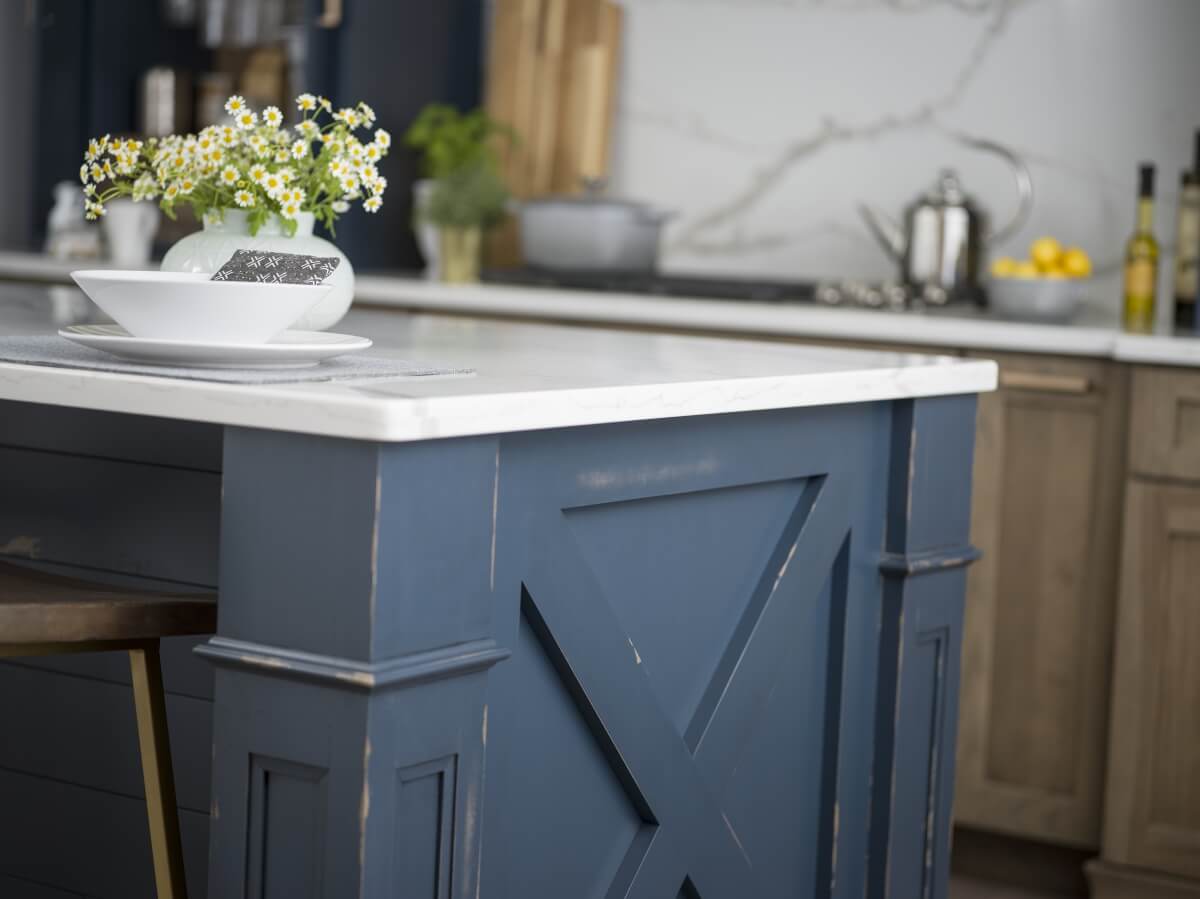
{"left": 988, "top": 238, "right": 1092, "bottom": 323}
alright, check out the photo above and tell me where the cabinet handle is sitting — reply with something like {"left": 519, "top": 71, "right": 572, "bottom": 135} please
{"left": 999, "top": 371, "right": 1093, "bottom": 394}
{"left": 316, "top": 0, "right": 342, "bottom": 27}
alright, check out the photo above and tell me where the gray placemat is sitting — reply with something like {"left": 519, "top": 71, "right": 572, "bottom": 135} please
{"left": 0, "top": 336, "right": 472, "bottom": 384}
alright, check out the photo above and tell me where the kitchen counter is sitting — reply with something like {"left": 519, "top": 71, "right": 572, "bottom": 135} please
{"left": 353, "top": 275, "right": 1200, "bottom": 368}
{"left": 5, "top": 248, "right": 1197, "bottom": 365}
{"left": 0, "top": 282, "right": 995, "bottom": 441}
{"left": 0, "top": 281, "right": 988, "bottom": 899}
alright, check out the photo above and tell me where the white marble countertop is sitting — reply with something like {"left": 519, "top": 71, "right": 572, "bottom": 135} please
{"left": 0, "top": 283, "right": 995, "bottom": 442}
{"left": 353, "top": 277, "right": 1200, "bottom": 368}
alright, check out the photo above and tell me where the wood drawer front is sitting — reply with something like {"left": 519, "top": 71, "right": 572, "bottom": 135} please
{"left": 1130, "top": 367, "right": 1200, "bottom": 482}
{"left": 956, "top": 352, "right": 1126, "bottom": 848}
{"left": 1104, "top": 481, "right": 1200, "bottom": 878}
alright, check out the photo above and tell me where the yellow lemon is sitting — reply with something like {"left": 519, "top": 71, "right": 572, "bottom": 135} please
{"left": 1030, "top": 237, "right": 1064, "bottom": 272}
{"left": 1062, "top": 247, "right": 1092, "bottom": 278}
{"left": 1014, "top": 261, "right": 1040, "bottom": 279}
{"left": 990, "top": 256, "right": 1019, "bottom": 278}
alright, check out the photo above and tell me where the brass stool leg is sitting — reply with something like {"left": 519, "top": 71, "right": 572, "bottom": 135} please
{"left": 129, "top": 642, "right": 189, "bottom": 899}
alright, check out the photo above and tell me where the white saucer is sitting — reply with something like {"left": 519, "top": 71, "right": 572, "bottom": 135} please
{"left": 59, "top": 325, "right": 372, "bottom": 369}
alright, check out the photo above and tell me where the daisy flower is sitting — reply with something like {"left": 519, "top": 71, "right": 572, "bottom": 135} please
{"left": 83, "top": 183, "right": 96, "bottom": 197}
{"left": 261, "top": 172, "right": 285, "bottom": 197}
{"left": 280, "top": 201, "right": 301, "bottom": 219}
{"left": 164, "top": 182, "right": 180, "bottom": 200}
{"left": 219, "top": 165, "right": 239, "bottom": 186}
{"left": 363, "top": 195, "right": 382, "bottom": 213}
{"left": 356, "top": 102, "right": 376, "bottom": 126}
{"left": 178, "top": 177, "right": 196, "bottom": 194}
{"left": 369, "top": 175, "right": 388, "bottom": 195}
{"left": 79, "top": 163, "right": 89, "bottom": 184}
{"left": 278, "top": 168, "right": 294, "bottom": 184}
{"left": 318, "top": 96, "right": 332, "bottom": 112}
{"left": 234, "top": 189, "right": 255, "bottom": 208}
{"left": 296, "top": 119, "right": 319, "bottom": 139}
{"left": 89, "top": 163, "right": 104, "bottom": 182}
{"left": 248, "top": 134, "right": 269, "bottom": 157}
{"left": 224, "top": 95, "right": 247, "bottom": 116}
{"left": 248, "top": 164, "right": 267, "bottom": 183}
{"left": 197, "top": 134, "right": 214, "bottom": 152}
{"left": 296, "top": 93, "right": 317, "bottom": 112}
{"left": 373, "top": 128, "right": 391, "bottom": 149}
{"left": 274, "top": 148, "right": 291, "bottom": 164}
{"left": 329, "top": 159, "right": 348, "bottom": 177}
{"left": 339, "top": 173, "right": 359, "bottom": 193}
{"left": 291, "top": 139, "right": 309, "bottom": 159}
{"left": 86, "top": 139, "right": 102, "bottom": 161}
{"left": 334, "top": 107, "right": 359, "bottom": 127}
{"left": 220, "top": 126, "right": 238, "bottom": 147}
{"left": 363, "top": 143, "right": 381, "bottom": 163}
{"left": 262, "top": 106, "right": 283, "bottom": 128}
{"left": 348, "top": 142, "right": 365, "bottom": 162}
{"left": 235, "top": 110, "right": 258, "bottom": 130}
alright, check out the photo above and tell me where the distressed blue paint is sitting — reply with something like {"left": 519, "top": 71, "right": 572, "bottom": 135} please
{"left": 0, "top": 391, "right": 979, "bottom": 899}
{"left": 869, "top": 396, "right": 979, "bottom": 899}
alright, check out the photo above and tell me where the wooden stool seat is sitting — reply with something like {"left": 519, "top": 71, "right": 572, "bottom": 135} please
{"left": 0, "top": 560, "right": 216, "bottom": 899}
{"left": 0, "top": 561, "right": 216, "bottom": 647}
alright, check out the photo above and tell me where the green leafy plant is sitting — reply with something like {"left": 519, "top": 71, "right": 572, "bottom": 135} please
{"left": 405, "top": 104, "right": 514, "bottom": 231}
{"left": 425, "top": 163, "right": 509, "bottom": 230}
{"left": 404, "top": 104, "right": 510, "bottom": 180}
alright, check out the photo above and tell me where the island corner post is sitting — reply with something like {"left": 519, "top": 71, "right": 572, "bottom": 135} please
{"left": 193, "top": 391, "right": 979, "bottom": 899}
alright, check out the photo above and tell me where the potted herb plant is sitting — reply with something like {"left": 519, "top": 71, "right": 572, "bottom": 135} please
{"left": 405, "top": 104, "right": 511, "bottom": 283}
{"left": 80, "top": 93, "right": 391, "bottom": 329}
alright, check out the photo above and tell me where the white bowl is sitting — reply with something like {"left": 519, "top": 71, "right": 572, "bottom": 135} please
{"left": 988, "top": 277, "right": 1088, "bottom": 324}
{"left": 71, "top": 270, "right": 331, "bottom": 344}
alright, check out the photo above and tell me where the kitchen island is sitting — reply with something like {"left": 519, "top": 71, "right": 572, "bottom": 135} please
{"left": 0, "top": 290, "right": 995, "bottom": 899}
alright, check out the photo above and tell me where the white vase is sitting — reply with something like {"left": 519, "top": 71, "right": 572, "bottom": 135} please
{"left": 102, "top": 198, "right": 159, "bottom": 266}
{"left": 160, "top": 210, "right": 354, "bottom": 331}
{"left": 413, "top": 179, "right": 440, "bottom": 281}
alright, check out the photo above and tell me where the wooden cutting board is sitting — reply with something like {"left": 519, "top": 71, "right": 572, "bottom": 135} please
{"left": 485, "top": 0, "right": 624, "bottom": 266}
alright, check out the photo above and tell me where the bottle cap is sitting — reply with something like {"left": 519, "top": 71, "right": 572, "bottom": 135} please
{"left": 1139, "top": 163, "right": 1156, "bottom": 197}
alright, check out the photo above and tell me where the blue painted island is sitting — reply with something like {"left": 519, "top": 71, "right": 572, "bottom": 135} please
{"left": 0, "top": 296, "right": 996, "bottom": 899}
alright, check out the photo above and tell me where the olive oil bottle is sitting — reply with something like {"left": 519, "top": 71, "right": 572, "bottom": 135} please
{"left": 1173, "top": 131, "right": 1200, "bottom": 330}
{"left": 1123, "top": 163, "right": 1159, "bottom": 333}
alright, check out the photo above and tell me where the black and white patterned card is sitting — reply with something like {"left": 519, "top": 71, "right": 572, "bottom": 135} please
{"left": 211, "top": 249, "right": 341, "bottom": 285}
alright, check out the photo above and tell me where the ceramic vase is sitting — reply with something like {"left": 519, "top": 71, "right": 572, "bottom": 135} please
{"left": 160, "top": 210, "right": 354, "bottom": 331}
{"left": 412, "top": 179, "right": 440, "bottom": 281}
{"left": 102, "top": 199, "right": 160, "bottom": 267}
{"left": 439, "top": 226, "right": 482, "bottom": 283}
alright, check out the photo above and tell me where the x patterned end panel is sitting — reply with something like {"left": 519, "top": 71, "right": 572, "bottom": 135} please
{"left": 563, "top": 477, "right": 817, "bottom": 735}
{"left": 519, "top": 473, "right": 854, "bottom": 899}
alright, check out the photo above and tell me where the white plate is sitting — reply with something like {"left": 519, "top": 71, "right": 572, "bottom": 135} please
{"left": 70, "top": 270, "right": 330, "bottom": 344}
{"left": 59, "top": 324, "right": 372, "bottom": 369}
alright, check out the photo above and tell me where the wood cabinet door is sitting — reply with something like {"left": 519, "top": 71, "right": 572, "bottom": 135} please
{"left": 954, "top": 352, "right": 1128, "bottom": 848}
{"left": 1103, "top": 480, "right": 1200, "bottom": 878}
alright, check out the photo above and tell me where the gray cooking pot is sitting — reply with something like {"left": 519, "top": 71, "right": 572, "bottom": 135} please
{"left": 516, "top": 181, "right": 670, "bottom": 272}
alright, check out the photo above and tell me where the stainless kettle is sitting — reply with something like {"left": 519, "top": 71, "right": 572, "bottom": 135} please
{"left": 859, "top": 135, "right": 1033, "bottom": 303}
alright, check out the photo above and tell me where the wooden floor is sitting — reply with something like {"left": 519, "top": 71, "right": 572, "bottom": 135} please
{"left": 952, "top": 874, "right": 1073, "bottom": 899}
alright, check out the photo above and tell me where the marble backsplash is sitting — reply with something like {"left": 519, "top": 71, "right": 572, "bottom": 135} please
{"left": 608, "top": 0, "right": 1200, "bottom": 322}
